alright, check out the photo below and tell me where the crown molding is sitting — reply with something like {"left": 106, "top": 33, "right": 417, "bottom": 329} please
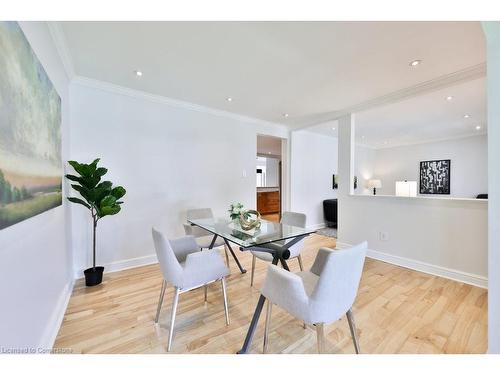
{"left": 47, "top": 21, "right": 76, "bottom": 81}
{"left": 71, "top": 75, "right": 289, "bottom": 131}
{"left": 295, "top": 63, "right": 486, "bottom": 130}
{"left": 369, "top": 131, "right": 488, "bottom": 150}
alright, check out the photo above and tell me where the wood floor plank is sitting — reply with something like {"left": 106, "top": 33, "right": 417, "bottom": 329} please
{"left": 54, "top": 234, "right": 487, "bottom": 354}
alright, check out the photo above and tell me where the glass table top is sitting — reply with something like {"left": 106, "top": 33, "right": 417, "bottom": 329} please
{"left": 187, "top": 217, "right": 316, "bottom": 248}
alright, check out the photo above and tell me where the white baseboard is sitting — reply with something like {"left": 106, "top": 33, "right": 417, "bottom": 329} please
{"left": 75, "top": 253, "right": 159, "bottom": 279}
{"left": 105, "top": 254, "right": 158, "bottom": 274}
{"left": 39, "top": 278, "right": 75, "bottom": 350}
{"left": 336, "top": 241, "right": 487, "bottom": 289}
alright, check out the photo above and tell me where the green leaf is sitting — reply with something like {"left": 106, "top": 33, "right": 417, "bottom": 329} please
{"left": 100, "top": 205, "right": 121, "bottom": 216}
{"left": 67, "top": 197, "right": 91, "bottom": 209}
{"left": 68, "top": 160, "right": 81, "bottom": 170}
{"left": 65, "top": 174, "right": 84, "bottom": 184}
{"left": 80, "top": 175, "right": 101, "bottom": 189}
{"left": 100, "top": 195, "right": 117, "bottom": 208}
{"left": 94, "top": 167, "right": 108, "bottom": 178}
{"left": 68, "top": 160, "right": 92, "bottom": 177}
{"left": 88, "top": 158, "right": 100, "bottom": 174}
{"left": 96, "top": 181, "right": 112, "bottom": 190}
{"left": 111, "top": 186, "right": 126, "bottom": 199}
{"left": 94, "top": 187, "right": 112, "bottom": 204}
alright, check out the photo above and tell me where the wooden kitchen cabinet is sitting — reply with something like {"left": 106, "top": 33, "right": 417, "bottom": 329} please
{"left": 257, "top": 191, "right": 280, "bottom": 214}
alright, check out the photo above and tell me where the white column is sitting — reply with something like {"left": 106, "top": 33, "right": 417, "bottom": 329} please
{"left": 337, "top": 114, "right": 355, "bottom": 240}
{"left": 483, "top": 21, "right": 500, "bottom": 353}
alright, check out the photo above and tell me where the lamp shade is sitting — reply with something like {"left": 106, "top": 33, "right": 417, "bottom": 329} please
{"left": 368, "top": 179, "right": 382, "bottom": 189}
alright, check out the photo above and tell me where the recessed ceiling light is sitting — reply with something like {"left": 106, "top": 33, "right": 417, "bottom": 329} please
{"left": 332, "top": 127, "right": 336, "bottom": 131}
{"left": 268, "top": 151, "right": 272, "bottom": 154}
{"left": 446, "top": 96, "right": 454, "bottom": 101}
{"left": 409, "top": 59, "right": 421, "bottom": 67}
{"left": 283, "top": 113, "right": 289, "bottom": 118}
{"left": 361, "top": 135, "right": 365, "bottom": 139}
{"left": 383, "top": 141, "right": 388, "bottom": 144}
{"left": 226, "top": 97, "right": 233, "bottom": 102}
{"left": 134, "top": 70, "right": 143, "bottom": 77}
{"left": 475, "top": 125, "right": 482, "bottom": 130}
{"left": 464, "top": 114, "right": 471, "bottom": 119}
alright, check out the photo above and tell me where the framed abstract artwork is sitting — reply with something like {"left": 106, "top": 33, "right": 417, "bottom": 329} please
{"left": 419, "top": 159, "right": 451, "bottom": 195}
{"left": 0, "top": 22, "right": 62, "bottom": 230}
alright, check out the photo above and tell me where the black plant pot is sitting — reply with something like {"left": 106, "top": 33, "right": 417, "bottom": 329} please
{"left": 84, "top": 266, "right": 104, "bottom": 287}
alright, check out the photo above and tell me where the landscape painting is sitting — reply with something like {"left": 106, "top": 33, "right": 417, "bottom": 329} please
{"left": 0, "top": 21, "right": 62, "bottom": 230}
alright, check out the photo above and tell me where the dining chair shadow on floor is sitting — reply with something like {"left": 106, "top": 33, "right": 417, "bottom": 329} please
{"left": 261, "top": 242, "right": 367, "bottom": 354}
{"left": 152, "top": 227, "right": 230, "bottom": 352}
{"left": 250, "top": 211, "right": 307, "bottom": 286}
{"left": 183, "top": 208, "right": 230, "bottom": 267}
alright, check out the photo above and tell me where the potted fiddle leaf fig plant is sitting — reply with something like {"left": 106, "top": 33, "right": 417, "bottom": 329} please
{"left": 66, "top": 158, "right": 126, "bottom": 287}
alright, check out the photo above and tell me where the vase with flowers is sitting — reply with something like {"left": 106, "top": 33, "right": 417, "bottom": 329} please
{"left": 228, "top": 202, "right": 249, "bottom": 224}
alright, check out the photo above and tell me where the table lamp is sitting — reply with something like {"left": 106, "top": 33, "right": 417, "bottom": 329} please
{"left": 368, "top": 179, "right": 382, "bottom": 195}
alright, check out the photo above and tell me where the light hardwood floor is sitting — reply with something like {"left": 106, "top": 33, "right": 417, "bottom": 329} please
{"left": 54, "top": 234, "right": 487, "bottom": 354}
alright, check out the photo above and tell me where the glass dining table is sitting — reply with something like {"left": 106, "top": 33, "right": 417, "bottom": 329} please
{"left": 187, "top": 216, "right": 316, "bottom": 354}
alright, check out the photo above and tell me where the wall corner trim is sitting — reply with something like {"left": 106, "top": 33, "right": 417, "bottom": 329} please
{"left": 39, "top": 279, "right": 75, "bottom": 350}
{"left": 46, "top": 22, "right": 76, "bottom": 81}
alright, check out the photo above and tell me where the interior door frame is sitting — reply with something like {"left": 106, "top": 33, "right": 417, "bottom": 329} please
{"left": 256, "top": 134, "right": 289, "bottom": 219}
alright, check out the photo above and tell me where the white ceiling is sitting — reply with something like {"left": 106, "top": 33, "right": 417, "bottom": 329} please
{"left": 59, "top": 21, "right": 485, "bottom": 128}
{"left": 309, "top": 76, "right": 486, "bottom": 148}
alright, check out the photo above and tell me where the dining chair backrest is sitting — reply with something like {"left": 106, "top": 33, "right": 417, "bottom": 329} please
{"left": 186, "top": 208, "right": 214, "bottom": 237}
{"left": 152, "top": 227, "right": 184, "bottom": 287}
{"left": 281, "top": 211, "right": 306, "bottom": 228}
{"left": 280, "top": 211, "right": 307, "bottom": 258}
{"left": 309, "top": 242, "right": 367, "bottom": 322}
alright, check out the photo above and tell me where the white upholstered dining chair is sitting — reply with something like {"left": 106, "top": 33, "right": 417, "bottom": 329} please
{"left": 261, "top": 242, "right": 367, "bottom": 354}
{"left": 250, "top": 211, "right": 307, "bottom": 286}
{"left": 152, "top": 227, "right": 230, "bottom": 351}
{"left": 183, "top": 208, "right": 230, "bottom": 267}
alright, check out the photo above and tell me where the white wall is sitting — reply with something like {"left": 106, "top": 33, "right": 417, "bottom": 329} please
{"left": 290, "top": 130, "right": 377, "bottom": 228}
{"left": 354, "top": 144, "right": 376, "bottom": 196}
{"left": 0, "top": 22, "right": 72, "bottom": 350}
{"left": 69, "top": 79, "right": 288, "bottom": 276}
{"left": 337, "top": 114, "right": 488, "bottom": 288}
{"left": 290, "top": 130, "right": 338, "bottom": 229}
{"left": 372, "top": 135, "right": 488, "bottom": 198}
{"left": 483, "top": 21, "right": 500, "bottom": 353}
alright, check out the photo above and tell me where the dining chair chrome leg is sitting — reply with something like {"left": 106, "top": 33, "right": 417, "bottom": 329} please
{"left": 316, "top": 323, "right": 325, "bottom": 354}
{"left": 250, "top": 254, "right": 256, "bottom": 286}
{"left": 167, "top": 287, "right": 180, "bottom": 352}
{"left": 346, "top": 308, "right": 360, "bottom": 354}
{"left": 263, "top": 300, "right": 272, "bottom": 353}
{"left": 221, "top": 277, "right": 230, "bottom": 326}
{"left": 297, "top": 255, "right": 304, "bottom": 271}
{"left": 154, "top": 280, "right": 167, "bottom": 323}
{"left": 204, "top": 285, "right": 208, "bottom": 302}
{"left": 224, "top": 245, "right": 230, "bottom": 268}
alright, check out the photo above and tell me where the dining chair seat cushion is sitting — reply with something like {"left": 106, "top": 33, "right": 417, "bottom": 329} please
{"left": 195, "top": 235, "right": 226, "bottom": 249}
{"left": 152, "top": 228, "right": 229, "bottom": 291}
{"left": 251, "top": 250, "right": 274, "bottom": 262}
{"left": 179, "top": 249, "right": 230, "bottom": 290}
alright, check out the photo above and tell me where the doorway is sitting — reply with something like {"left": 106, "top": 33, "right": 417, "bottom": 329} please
{"left": 256, "top": 135, "right": 284, "bottom": 223}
